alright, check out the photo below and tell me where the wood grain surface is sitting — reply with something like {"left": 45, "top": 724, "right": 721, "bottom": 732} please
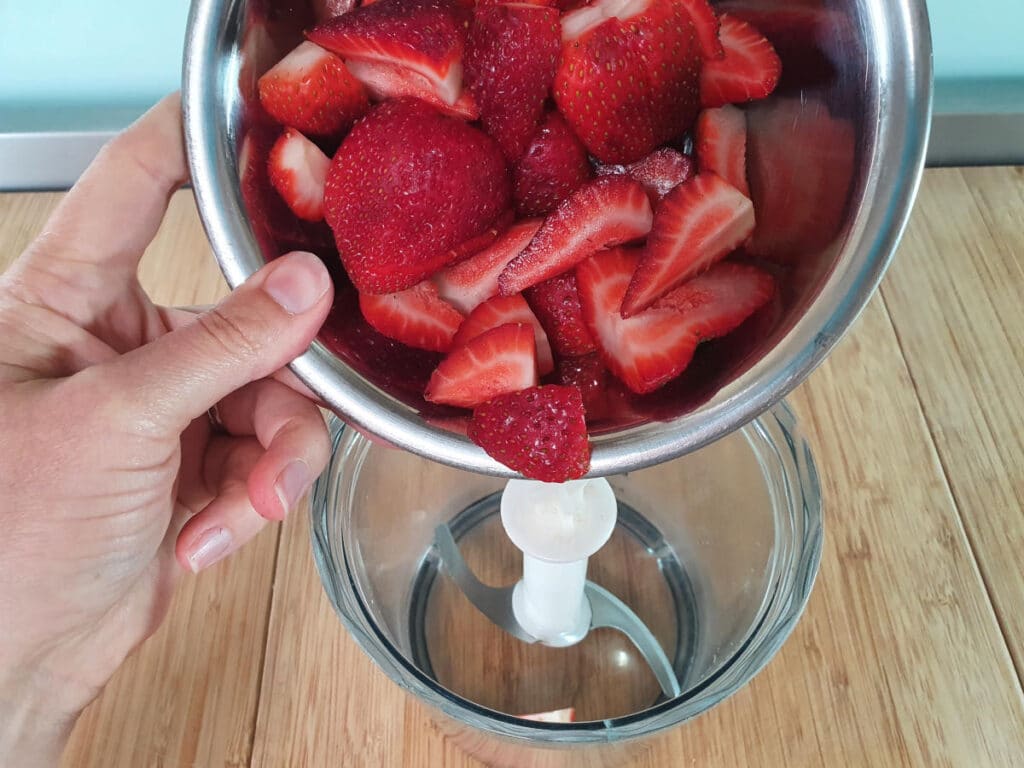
{"left": 0, "top": 167, "right": 1022, "bottom": 766}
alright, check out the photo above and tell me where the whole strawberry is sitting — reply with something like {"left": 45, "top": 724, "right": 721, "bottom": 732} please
{"left": 513, "top": 111, "right": 592, "bottom": 217}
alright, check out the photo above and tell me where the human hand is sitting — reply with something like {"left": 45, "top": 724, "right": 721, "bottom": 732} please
{"left": 0, "top": 95, "right": 334, "bottom": 764}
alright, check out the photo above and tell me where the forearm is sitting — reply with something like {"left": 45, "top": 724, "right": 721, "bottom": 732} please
{"left": 0, "top": 665, "right": 79, "bottom": 767}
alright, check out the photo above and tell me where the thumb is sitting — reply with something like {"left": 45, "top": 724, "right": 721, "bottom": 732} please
{"left": 98, "top": 251, "right": 333, "bottom": 431}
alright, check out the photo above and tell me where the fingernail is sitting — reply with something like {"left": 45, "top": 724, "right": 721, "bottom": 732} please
{"left": 275, "top": 460, "right": 312, "bottom": 517}
{"left": 187, "top": 527, "right": 233, "bottom": 573}
{"left": 263, "top": 252, "right": 330, "bottom": 314}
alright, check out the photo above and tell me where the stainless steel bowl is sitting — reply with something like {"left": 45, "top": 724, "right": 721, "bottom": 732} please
{"left": 183, "top": 0, "right": 932, "bottom": 477}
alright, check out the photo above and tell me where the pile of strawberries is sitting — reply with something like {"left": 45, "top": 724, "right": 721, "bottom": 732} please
{"left": 256, "top": 0, "right": 783, "bottom": 482}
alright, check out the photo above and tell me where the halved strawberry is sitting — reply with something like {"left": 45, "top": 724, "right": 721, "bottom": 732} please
{"left": 359, "top": 280, "right": 465, "bottom": 352}
{"left": 308, "top": 0, "right": 470, "bottom": 107}
{"left": 268, "top": 128, "right": 330, "bottom": 221}
{"left": 425, "top": 323, "right": 539, "bottom": 407}
{"left": 344, "top": 59, "right": 480, "bottom": 119}
{"left": 453, "top": 294, "right": 555, "bottom": 375}
{"left": 654, "top": 261, "right": 775, "bottom": 342}
{"left": 577, "top": 248, "right": 698, "bottom": 394}
{"left": 596, "top": 148, "right": 695, "bottom": 203}
{"left": 621, "top": 173, "right": 755, "bottom": 316}
{"left": 680, "top": 0, "right": 724, "bottom": 60}
{"left": 499, "top": 175, "right": 653, "bottom": 295}
{"left": 258, "top": 41, "right": 370, "bottom": 137}
{"left": 695, "top": 105, "right": 749, "bottom": 196}
{"left": 465, "top": 4, "right": 561, "bottom": 160}
{"left": 468, "top": 385, "right": 589, "bottom": 482}
{"left": 700, "top": 14, "right": 781, "bottom": 107}
{"left": 524, "top": 271, "right": 598, "bottom": 357}
{"left": 513, "top": 111, "right": 592, "bottom": 217}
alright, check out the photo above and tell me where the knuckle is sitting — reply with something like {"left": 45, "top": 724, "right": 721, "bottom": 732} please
{"left": 195, "top": 307, "right": 266, "bottom": 363}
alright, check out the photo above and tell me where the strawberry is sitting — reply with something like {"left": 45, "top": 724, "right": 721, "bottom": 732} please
{"left": 358, "top": 280, "right": 465, "bottom": 352}
{"left": 445, "top": 210, "right": 515, "bottom": 265}
{"left": 695, "top": 105, "right": 749, "bottom": 196}
{"left": 267, "top": 127, "right": 330, "bottom": 221}
{"left": 555, "top": 353, "right": 609, "bottom": 419}
{"left": 258, "top": 41, "right": 370, "bottom": 137}
{"left": 680, "top": 0, "right": 723, "bottom": 60}
{"left": 513, "top": 111, "right": 592, "bottom": 217}
{"left": 425, "top": 323, "right": 539, "bottom": 407}
{"left": 700, "top": 15, "right": 781, "bottom": 107}
{"left": 524, "top": 271, "right": 597, "bottom": 357}
{"left": 577, "top": 247, "right": 699, "bottom": 394}
{"left": 498, "top": 175, "right": 653, "bottom": 295}
{"left": 453, "top": 294, "right": 554, "bottom": 375}
{"left": 621, "top": 173, "right": 755, "bottom": 316}
{"left": 596, "top": 148, "right": 695, "bottom": 203}
{"left": 344, "top": 59, "right": 480, "bottom": 119}
{"left": 312, "top": 0, "right": 357, "bottom": 22}
{"left": 555, "top": 0, "right": 702, "bottom": 164}
{"left": 654, "top": 261, "right": 775, "bottom": 341}
{"left": 434, "top": 219, "right": 541, "bottom": 314}
{"left": 465, "top": 4, "right": 561, "bottom": 160}
{"left": 324, "top": 99, "right": 510, "bottom": 294}
{"left": 307, "top": 0, "right": 470, "bottom": 107}
{"left": 468, "top": 385, "right": 589, "bottom": 482}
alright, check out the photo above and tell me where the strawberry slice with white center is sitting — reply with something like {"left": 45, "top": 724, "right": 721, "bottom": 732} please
{"left": 499, "top": 176, "right": 653, "bottom": 296}
{"left": 680, "top": 0, "right": 724, "bottom": 60}
{"left": 654, "top": 261, "right": 775, "bottom": 342}
{"left": 453, "top": 294, "right": 555, "bottom": 375}
{"left": 425, "top": 323, "right": 539, "bottom": 407}
{"left": 577, "top": 248, "right": 698, "bottom": 394}
{"left": 359, "top": 280, "right": 465, "bottom": 353}
{"left": 344, "top": 59, "right": 480, "bottom": 119}
{"left": 621, "top": 173, "right": 755, "bottom": 317}
{"left": 434, "top": 219, "right": 541, "bottom": 314}
{"left": 267, "top": 128, "right": 331, "bottom": 222}
{"left": 695, "top": 105, "right": 749, "bottom": 196}
{"left": 700, "top": 14, "right": 781, "bottom": 107}
{"left": 308, "top": 0, "right": 469, "bottom": 107}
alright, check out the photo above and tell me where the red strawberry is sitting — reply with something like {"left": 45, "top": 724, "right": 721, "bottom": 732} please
{"left": 445, "top": 209, "right": 515, "bottom": 265}
{"left": 524, "top": 271, "right": 597, "bottom": 357}
{"left": 654, "top": 261, "right": 775, "bottom": 341}
{"left": 621, "top": 173, "right": 755, "bottom": 316}
{"left": 268, "top": 127, "right": 330, "bottom": 221}
{"left": 312, "top": 0, "right": 357, "bottom": 22}
{"left": 308, "top": 0, "right": 470, "bottom": 107}
{"left": 258, "top": 41, "right": 370, "bottom": 137}
{"left": 358, "top": 280, "right": 465, "bottom": 352}
{"left": 513, "top": 111, "right": 592, "bottom": 217}
{"left": 555, "top": 0, "right": 702, "bottom": 164}
{"left": 465, "top": 5, "right": 561, "bottom": 160}
{"left": 498, "top": 175, "right": 653, "bottom": 295}
{"left": 344, "top": 59, "right": 480, "bottom": 119}
{"left": 453, "top": 294, "right": 555, "bottom": 375}
{"left": 434, "top": 218, "right": 541, "bottom": 313}
{"left": 555, "top": 353, "right": 609, "bottom": 419}
{"left": 468, "top": 385, "right": 589, "bottom": 482}
{"left": 700, "top": 15, "right": 781, "bottom": 107}
{"left": 577, "top": 248, "right": 699, "bottom": 394}
{"left": 425, "top": 323, "right": 538, "bottom": 407}
{"left": 324, "top": 99, "right": 510, "bottom": 294}
{"left": 680, "top": 0, "right": 723, "bottom": 60}
{"left": 596, "top": 148, "right": 695, "bottom": 203}
{"left": 695, "top": 105, "right": 749, "bottom": 196}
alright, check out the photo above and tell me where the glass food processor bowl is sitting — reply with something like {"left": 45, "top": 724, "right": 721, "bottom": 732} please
{"left": 310, "top": 402, "right": 822, "bottom": 764}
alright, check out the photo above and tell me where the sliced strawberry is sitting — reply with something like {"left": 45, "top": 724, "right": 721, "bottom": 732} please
{"left": 680, "top": 0, "right": 723, "bottom": 60}
{"left": 555, "top": 0, "right": 702, "bottom": 164}
{"left": 258, "top": 41, "right": 369, "bottom": 137}
{"left": 425, "top": 323, "right": 538, "bottom": 407}
{"left": 453, "top": 294, "right": 554, "bottom": 375}
{"left": 468, "top": 385, "right": 589, "bottom": 481}
{"left": 344, "top": 59, "right": 480, "bottom": 119}
{"left": 308, "top": 0, "right": 470, "bottom": 107}
{"left": 596, "top": 148, "right": 695, "bottom": 203}
{"left": 434, "top": 219, "right": 541, "bottom": 314}
{"left": 700, "top": 14, "right": 781, "bottom": 107}
{"left": 444, "top": 210, "right": 515, "bottom": 266}
{"left": 268, "top": 128, "right": 330, "bottom": 221}
{"left": 654, "top": 261, "right": 775, "bottom": 342}
{"left": 695, "top": 105, "right": 749, "bottom": 196}
{"left": 465, "top": 4, "right": 561, "bottom": 160}
{"left": 524, "top": 271, "right": 597, "bottom": 357}
{"left": 621, "top": 173, "right": 755, "bottom": 316}
{"left": 325, "top": 99, "right": 510, "bottom": 294}
{"left": 519, "top": 707, "right": 577, "bottom": 723}
{"left": 499, "top": 175, "right": 653, "bottom": 295}
{"left": 577, "top": 248, "right": 699, "bottom": 394}
{"left": 555, "top": 353, "right": 609, "bottom": 419}
{"left": 359, "top": 280, "right": 465, "bottom": 352}
{"left": 312, "top": 0, "right": 357, "bottom": 22}
{"left": 513, "top": 111, "right": 593, "bottom": 217}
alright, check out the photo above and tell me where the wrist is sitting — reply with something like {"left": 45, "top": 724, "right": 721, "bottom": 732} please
{"left": 0, "top": 660, "right": 84, "bottom": 766}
